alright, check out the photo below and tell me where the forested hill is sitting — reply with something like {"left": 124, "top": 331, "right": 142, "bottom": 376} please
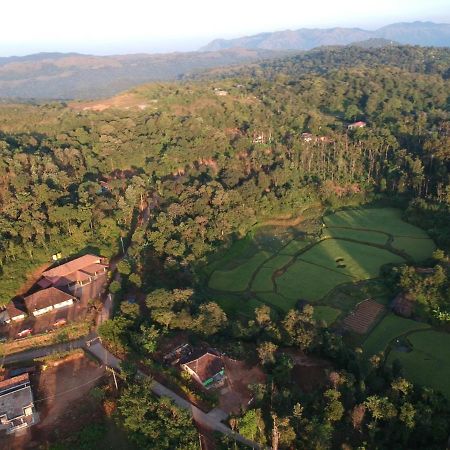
{"left": 201, "top": 21, "right": 450, "bottom": 51}
{"left": 0, "top": 48, "right": 285, "bottom": 100}
{"left": 191, "top": 45, "right": 450, "bottom": 80}
{"left": 0, "top": 45, "right": 449, "bottom": 304}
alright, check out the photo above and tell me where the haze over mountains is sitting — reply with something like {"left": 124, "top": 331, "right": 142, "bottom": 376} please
{"left": 0, "top": 21, "right": 448, "bottom": 100}
{"left": 201, "top": 21, "right": 450, "bottom": 51}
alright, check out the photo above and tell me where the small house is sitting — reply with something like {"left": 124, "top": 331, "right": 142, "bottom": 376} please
{"left": 181, "top": 350, "right": 225, "bottom": 389}
{"left": 0, "top": 303, "right": 26, "bottom": 324}
{"left": 301, "top": 132, "right": 314, "bottom": 142}
{"left": 0, "top": 374, "right": 37, "bottom": 434}
{"left": 347, "top": 121, "right": 367, "bottom": 130}
{"left": 23, "top": 287, "right": 75, "bottom": 317}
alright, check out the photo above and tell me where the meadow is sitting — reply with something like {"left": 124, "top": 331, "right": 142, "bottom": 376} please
{"left": 387, "top": 330, "right": 450, "bottom": 398}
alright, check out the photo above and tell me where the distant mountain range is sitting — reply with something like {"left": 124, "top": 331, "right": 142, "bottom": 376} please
{"left": 201, "top": 21, "right": 450, "bottom": 51}
{"left": 0, "top": 21, "right": 449, "bottom": 100}
{"left": 0, "top": 48, "right": 284, "bottom": 100}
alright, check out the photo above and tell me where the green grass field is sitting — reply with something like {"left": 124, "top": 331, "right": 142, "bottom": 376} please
{"left": 279, "top": 239, "right": 311, "bottom": 255}
{"left": 205, "top": 207, "right": 435, "bottom": 314}
{"left": 391, "top": 236, "right": 436, "bottom": 262}
{"left": 387, "top": 330, "right": 450, "bottom": 398}
{"left": 263, "top": 254, "right": 294, "bottom": 269}
{"left": 208, "top": 251, "right": 270, "bottom": 291}
{"left": 313, "top": 306, "right": 341, "bottom": 326}
{"left": 252, "top": 267, "right": 275, "bottom": 291}
{"left": 323, "top": 227, "right": 388, "bottom": 245}
{"left": 324, "top": 208, "right": 428, "bottom": 237}
{"left": 256, "top": 292, "right": 298, "bottom": 312}
{"left": 362, "top": 314, "right": 430, "bottom": 356}
{"left": 276, "top": 260, "right": 352, "bottom": 301}
{"left": 300, "top": 239, "right": 405, "bottom": 279}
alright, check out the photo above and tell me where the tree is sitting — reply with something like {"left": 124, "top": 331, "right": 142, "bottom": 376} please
{"left": 118, "top": 378, "right": 199, "bottom": 449}
{"left": 237, "top": 409, "right": 266, "bottom": 445}
{"left": 257, "top": 341, "right": 278, "bottom": 365}
{"left": 282, "top": 306, "right": 316, "bottom": 351}
{"left": 195, "top": 302, "right": 228, "bottom": 335}
{"left": 255, "top": 305, "right": 271, "bottom": 328}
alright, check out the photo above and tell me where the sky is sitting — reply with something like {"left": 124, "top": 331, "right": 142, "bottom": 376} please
{"left": 1, "top": 0, "right": 449, "bottom": 56}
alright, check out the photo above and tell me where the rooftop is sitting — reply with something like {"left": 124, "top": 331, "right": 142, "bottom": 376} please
{"left": 23, "top": 287, "right": 74, "bottom": 312}
{"left": 0, "top": 374, "right": 33, "bottom": 420}
{"left": 182, "top": 351, "right": 224, "bottom": 383}
{"left": 42, "top": 254, "right": 102, "bottom": 279}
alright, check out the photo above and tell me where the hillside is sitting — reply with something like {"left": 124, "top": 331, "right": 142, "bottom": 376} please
{"left": 201, "top": 21, "right": 450, "bottom": 51}
{"left": 0, "top": 48, "right": 285, "bottom": 100}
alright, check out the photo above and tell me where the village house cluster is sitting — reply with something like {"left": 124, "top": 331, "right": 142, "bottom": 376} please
{"left": 0, "top": 254, "right": 108, "bottom": 333}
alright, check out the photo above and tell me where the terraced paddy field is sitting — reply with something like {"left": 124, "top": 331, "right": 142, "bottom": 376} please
{"left": 362, "top": 314, "right": 430, "bottom": 356}
{"left": 387, "top": 330, "right": 450, "bottom": 398}
{"left": 206, "top": 207, "right": 435, "bottom": 317}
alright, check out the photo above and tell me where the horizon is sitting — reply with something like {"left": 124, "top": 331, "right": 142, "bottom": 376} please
{"left": 1, "top": 0, "right": 449, "bottom": 57}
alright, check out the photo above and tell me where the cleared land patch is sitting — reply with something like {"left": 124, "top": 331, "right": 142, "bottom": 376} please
{"left": 300, "top": 239, "right": 405, "bottom": 279}
{"left": 362, "top": 313, "right": 430, "bottom": 356}
{"left": 387, "top": 330, "right": 450, "bottom": 398}
{"left": 342, "top": 299, "right": 385, "bottom": 334}
{"left": 209, "top": 251, "right": 270, "bottom": 291}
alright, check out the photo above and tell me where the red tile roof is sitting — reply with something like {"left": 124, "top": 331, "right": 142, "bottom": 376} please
{"left": 183, "top": 352, "right": 224, "bottom": 383}
{"left": 5, "top": 302, "right": 25, "bottom": 318}
{"left": 24, "top": 287, "right": 74, "bottom": 313}
{"left": 42, "top": 255, "right": 102, "bottom": 278}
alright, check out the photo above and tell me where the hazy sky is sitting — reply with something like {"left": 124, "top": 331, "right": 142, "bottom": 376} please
{"left": 1, "top": 0, "right": 449, "bottom": 56}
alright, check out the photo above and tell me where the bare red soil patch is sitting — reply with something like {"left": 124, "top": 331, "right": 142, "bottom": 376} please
{"left": 0, "top": 353, "right": 106, "bottom": 449}
{"left": 343, "top": 299, "right": 385, "bottom": 334}
{"left": 218, "top": 357, "right": 266, "bottom": 414}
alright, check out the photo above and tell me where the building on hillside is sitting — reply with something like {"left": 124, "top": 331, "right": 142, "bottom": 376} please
{"left": 38, "top": 254, "right": 108, "bottom": 294}
{"left": 301, "top": 132, "right": 314, "bottom": 142}
{"left": 180, "top": 350, "right": 225, "bottom": 389}
{"left": 391, "top": 292, "right": 414, "bottom": 318}
{"left": 0, "top": 303, "right": 26, "bottom": 325}
{"left": 0, "top": 374, "right": 37, "bottom": 434}
{"left": 347, "top": 121, "right": 367, "bottom": 130}
{"left": 23, "top": 287, "right": 76, "bottom": 317}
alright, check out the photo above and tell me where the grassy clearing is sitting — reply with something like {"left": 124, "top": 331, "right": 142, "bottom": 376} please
{"left": 279, "top": 239, "right": 311, "bottom": 255}
{"left": 362, "top": 314, "right": 430, "bottom": 356}
{"left": 324, "top": 208, "right": 429, "bottom": 238}
{"left": 263, "top": 254, "right": 294, "bottom": 269}
{"left": 256, "top": 292, "right": 298, "bottom": 312}
{"left": 208, "top": 251, "right": 271, "bottom": 291}
{"left": 323, "top": 227, "right": 388, "bottom": 245}
{"left": 252, "top": 267, "right": 275, "bottom": 292}
{"left": 276, "top": 260, "right": 352, "bottom": 302}
{"left": 213, "top": 293, "right": 265, "bottom": 317}
{"left": 313, "top": 306, "right": 341, "bottom": 326}
{"left": 391, "top": 236, "right": 436, "bottom": 262}
{"left": 387, "top": 330, "right": 450, "bottom": 398}
{"left": 300, "top": 239, "right": 405, "bottom": 279}
{"left": 202, "top": 234, "right": 256, "bottom": 276}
